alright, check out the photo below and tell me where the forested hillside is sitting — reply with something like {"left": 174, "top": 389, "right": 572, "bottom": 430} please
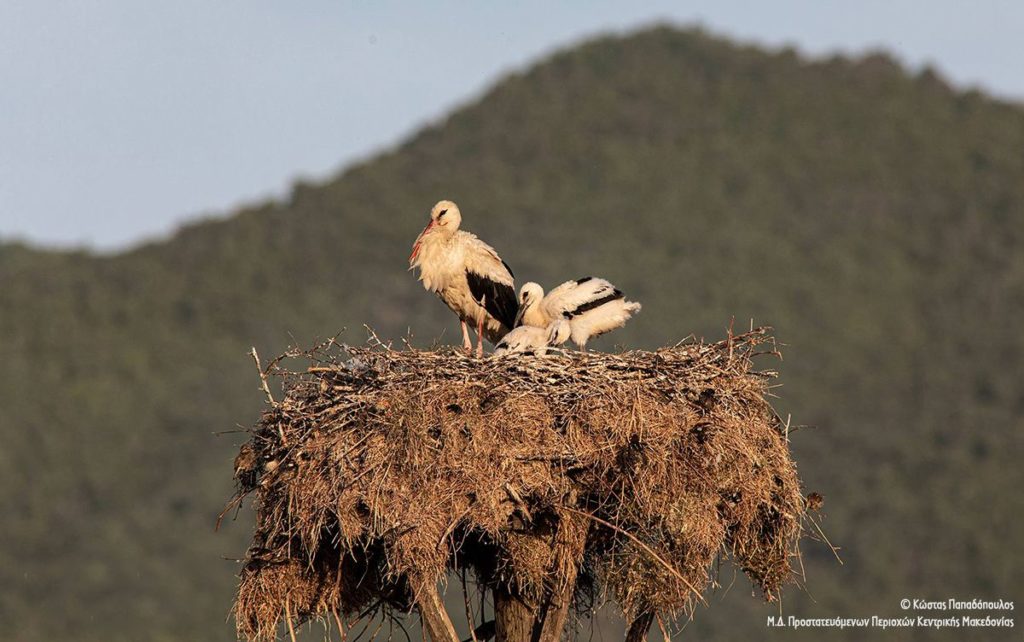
{"left": 1, "top": 26, "right": 1021, "bottom": 641}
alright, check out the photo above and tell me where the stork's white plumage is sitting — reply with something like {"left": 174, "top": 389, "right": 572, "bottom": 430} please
{"left": 515, "top": 277, "right": 641, "bottom": 349}
{"left": 494, "top": 320, "right": 571, "bottom": 356}
{"left": 409, "top": 200, "right": 518, "bottom": 357}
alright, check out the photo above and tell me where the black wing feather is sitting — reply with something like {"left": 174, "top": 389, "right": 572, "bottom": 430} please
{"left": 467, "top": 270, "right": 519, "bottom": 330}
{"left": 563, "top": 289, "right": 624, "bottom": 319}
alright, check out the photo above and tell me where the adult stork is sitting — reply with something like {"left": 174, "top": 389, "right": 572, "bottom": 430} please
{"left": 409, "top": 200, "right": 518, "bottom": 357}
{"left": 494, "top": 320, "right": 571, "bottom": 356}
{"left": 515, "top": 277, "right": 641, "bottom": 350}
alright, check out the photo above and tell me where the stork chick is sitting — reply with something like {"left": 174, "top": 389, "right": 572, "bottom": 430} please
{"left": 494, "top": 320, "right": 571, "bottom": 356}
{"left": 515, "top": 277, "right": 641, "bottom": 349}
{"left": 409, "top": 200, "right": 518, "bottom": 357}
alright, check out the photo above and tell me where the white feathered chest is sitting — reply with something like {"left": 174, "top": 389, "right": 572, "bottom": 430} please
{"left": 412, "top": 232, "right": 467, "bottom": 294}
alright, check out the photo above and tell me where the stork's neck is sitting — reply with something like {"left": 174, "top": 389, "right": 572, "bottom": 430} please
{"left": 421, "top": 228, "right": 458, "bottom": 254}
{"left": 412, "top": 230, "right": 464, "bottom": 292}
{"left": 521, "top": 297, "right": 549, "bottom": 327}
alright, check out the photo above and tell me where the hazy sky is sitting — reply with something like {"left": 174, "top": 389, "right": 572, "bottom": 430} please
{"left": 2, "top": 1, "right": 1021, "bottom": 250}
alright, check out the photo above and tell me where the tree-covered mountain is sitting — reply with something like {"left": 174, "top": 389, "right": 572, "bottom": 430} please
{"left": 1, "top": 26, "right": 1021, "bottom": 641}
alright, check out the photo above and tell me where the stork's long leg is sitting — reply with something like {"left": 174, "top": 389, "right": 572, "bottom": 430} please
{"left": 475, "top": 315, "right": 485, "bottom": 358}
{"left": 460, "top": 320, "right": 473, "bottom": 353}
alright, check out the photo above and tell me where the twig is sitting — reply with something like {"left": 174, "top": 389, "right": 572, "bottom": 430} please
{"left": 726, "top": 317, "right": 735, "bottom": 363}
{"left": 503, "top": 482, "right": 533, "bottom": 521}
{"left": 461, "top": 567, "right": 479, "bottom": 642}
{"left": 807, "top": 514, "right": 843, "bottom": 565}
{"left": 655, "top": 613, "right": 671, "bottom": 642}
{"left": 437, "top": 506, "right": 472, "bottom": 552}
{"left": 251, "top": 347, "right": 276, "bottom": 404}
{"left": 332, "top": 607, "right": 347, "bottom": 641}
{"left": 562, "top": 507, "right": 707, "bottom": 605}
{"left": 284, "top": 598, "right": 298, "bottom": 642}
{"left": 390, "top": 611, "right": 413, "bottom": 642}
{"left": 364, "top": 324, "right": 391, "bottom": 351}
{"left": 215, "top": 490, "right": 249, "bottom": 531}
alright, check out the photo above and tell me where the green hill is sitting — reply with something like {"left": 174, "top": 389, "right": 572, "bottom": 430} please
{"left": 1, "top": 26, "right": 1022, "bottom": 641}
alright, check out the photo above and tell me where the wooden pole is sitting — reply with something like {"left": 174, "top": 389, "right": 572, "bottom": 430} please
{"left": 493, "top": 585, "right": 535, "bottom": 642}
{"left": 535, "top": 577, "right": 574, "bottom": 642}
{"left": 417, "top": 582, "right": 461, "bottom": 642}
{"left": 625, "top": 612, "right": 654, "bottom": 642}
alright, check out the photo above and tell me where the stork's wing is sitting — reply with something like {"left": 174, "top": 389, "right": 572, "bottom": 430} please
{"left": 467, "top": 270, "right": 518, "bottom": 329}
{"left": 463, "top": 233, "right": 517, "bottom": 330}
{"left": 564, "top": 288, "right": 624, "bottom": 318}
{"left": 543, "top": 277, "right": 623, "bottom": 320}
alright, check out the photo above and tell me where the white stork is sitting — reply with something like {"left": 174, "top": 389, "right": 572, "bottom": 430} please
{"left": 494, "top": 320, "right": 571, "bottom": 356}
{"left": 515, "top": 277, "right": 641, "bottom": 349}
{"left": 409, "top": 200, "right": 518, "bottom": 357}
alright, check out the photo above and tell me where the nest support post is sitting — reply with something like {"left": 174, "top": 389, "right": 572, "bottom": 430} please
{"left": 416, "top": 580, "right": 461, "bottom": 642}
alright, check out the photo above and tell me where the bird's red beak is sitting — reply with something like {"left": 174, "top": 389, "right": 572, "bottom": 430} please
{"left": 409, "top": 219, "right": 436, "bottom": 264}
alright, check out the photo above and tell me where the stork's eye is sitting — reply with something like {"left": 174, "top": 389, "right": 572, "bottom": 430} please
{"left": 438, "top": 209, "right": 448, "bottom": 219}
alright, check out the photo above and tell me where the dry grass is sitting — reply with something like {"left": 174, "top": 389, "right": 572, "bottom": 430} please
{"left": 229, "top": 327, "right": 809, "bottom": 641}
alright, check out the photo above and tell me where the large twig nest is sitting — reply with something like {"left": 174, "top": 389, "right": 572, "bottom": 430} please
{"left": 230, "top": 327, "right": 808, "bottom": 641}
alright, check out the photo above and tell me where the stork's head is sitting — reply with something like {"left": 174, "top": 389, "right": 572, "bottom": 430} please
{"left": 547, "top": 319, "right": 571, "bottom": 346}
{"left": 514, "top": 282, "right": 545, "bottom": 326}
{"left": 518, "top": 282, "right": 544, "bottom": 308}
{"left": 409, "top": 200, "right": 461, "bottom": 264}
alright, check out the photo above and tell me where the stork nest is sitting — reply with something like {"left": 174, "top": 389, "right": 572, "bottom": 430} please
{"left": 230, "top": 327, "right": 810, "bottom": 641}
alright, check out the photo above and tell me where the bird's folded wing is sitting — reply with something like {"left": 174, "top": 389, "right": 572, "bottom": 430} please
{"left": 467, "top": 270, "right": 518, "bottom": 329}
{"left": 460, "top": 234, "right": 518, "bottom": 330}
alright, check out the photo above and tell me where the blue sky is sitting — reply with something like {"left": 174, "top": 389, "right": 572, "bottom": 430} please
{"left": 2, "top": 1, "right": 1021, "bottom": 250}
